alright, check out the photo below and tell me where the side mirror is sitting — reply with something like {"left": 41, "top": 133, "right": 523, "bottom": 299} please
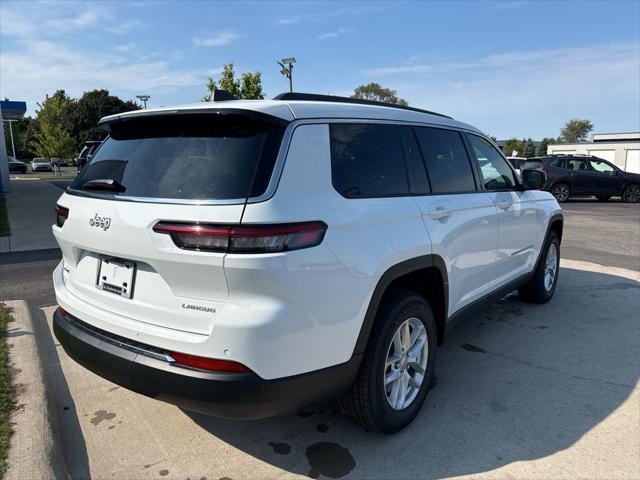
{"left": 522, "top": 169, "right": 546, "bottom": 190}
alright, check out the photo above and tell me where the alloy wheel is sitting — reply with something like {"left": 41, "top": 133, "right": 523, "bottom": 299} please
{"left": 623, "top": 185, "right": 640, "bottom": 203}
{"left": 384, "top": 317, "right": 428, "bottom": 411}
{"left": 552, "top": 184, "right": 569, "bottom": 202}
{"left": 544, "top": 243, "right": 558, "bottom": 292}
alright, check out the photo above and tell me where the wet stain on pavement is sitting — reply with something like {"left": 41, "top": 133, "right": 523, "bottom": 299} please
{"left": 268, "top": 441, "right": 291, "bottom": 455}
{"left": 159, "top": 469, "right": 169, "bottom": 476}
{"left": 306, "top": 442, "right": 355, "bottom": 478}
{"left": 316, "top": 423, "right": 329, "bottom": 433}
{"left": 108, "top": 386, "right": 120, "bottom": 392}
{"left": 298, "top": 410, "right": 315, "bottom": 418}
{"left": 108, "top": 425, "right": 115, "bottom": 430}
{"left": 461, "top": 343, "right": 486, "bottom": 353}
{"left": 90, "top": 410, "right": 116, "bottom": 425}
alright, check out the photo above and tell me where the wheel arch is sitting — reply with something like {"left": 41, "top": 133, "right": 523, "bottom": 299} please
{"left": 353, "top": 255, "right": 449, "bottom": 355}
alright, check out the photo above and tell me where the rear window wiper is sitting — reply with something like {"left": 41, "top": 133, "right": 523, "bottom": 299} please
{"left": 80, "top": 178, "right": 127, "bottom": 193}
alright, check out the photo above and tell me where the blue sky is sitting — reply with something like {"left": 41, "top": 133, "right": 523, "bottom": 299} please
{"left": 1, "top": 0, "right": 639, "bottom": 139}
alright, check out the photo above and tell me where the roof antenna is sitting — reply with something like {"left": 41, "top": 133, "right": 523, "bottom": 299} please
{"left": 211, "top": 89, "right": 236, "bottom": 102}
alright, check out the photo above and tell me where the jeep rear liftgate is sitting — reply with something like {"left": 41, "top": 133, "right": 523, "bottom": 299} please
{"left": 54, "top": 112, "right": 286, "bottom": 335}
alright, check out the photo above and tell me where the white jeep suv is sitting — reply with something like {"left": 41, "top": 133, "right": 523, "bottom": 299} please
{"left": 52, "top": 93, "right": 562, "bottom": 433}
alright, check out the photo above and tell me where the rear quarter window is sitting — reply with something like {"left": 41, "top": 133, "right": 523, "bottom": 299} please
{"left": 330, "top": 124, "right": 409, "bottom": 198}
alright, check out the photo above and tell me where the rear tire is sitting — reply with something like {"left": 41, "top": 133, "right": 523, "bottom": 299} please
{"left": 519, "top": 231, "right": 560, "bottom": 304}
{"left": 551, "top": 183, "right": 570, "bottom": 202}
{"left": 339, "top": 290, "right": 437, "bottom": 434}
{"left": 622, "top": 184, "right": 640, "bottom": 203}
{"left": 596, "top": 195, "right": 611, "bottom": 202}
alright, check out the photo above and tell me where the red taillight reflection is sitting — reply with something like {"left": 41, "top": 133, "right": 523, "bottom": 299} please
{"left": 170, "top": 352, "right": 250, "bottom": 373}
{"left": 153, "top": 221, "right": 327, "bottom": 253}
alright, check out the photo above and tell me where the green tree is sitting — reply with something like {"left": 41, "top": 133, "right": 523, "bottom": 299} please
{"left": 31, "top": 90, "right": 76, "bottom": 158}
{"left": 351, "top": 82, "right": 408, "bottom": 105}
{"left": 203, "top": 63, "right": 265, "bottom": 100}
{"left": 559, "top": 119, "right": 593, "bottom": 143}
{"left": 69, "top": 89, "right": 139, "bottom": 145}
{"left": 537, "top": 137, "right": 555, "bottom": 156}
{"left": 503, "top": 138, "right": 524, "bottom": 156}
{"left": 522, "top": 138, "right": 536, "bottom": 158}
{"left": 3, "top": 117, "right": 37, "bottom": 160}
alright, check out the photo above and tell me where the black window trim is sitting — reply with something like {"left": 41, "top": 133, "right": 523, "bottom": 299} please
{"left": 463, "top": 132, "right": 522, "bottom": 193}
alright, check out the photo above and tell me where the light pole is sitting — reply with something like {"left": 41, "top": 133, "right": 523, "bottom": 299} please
{"left": 6, "top": 120, "right": 16, "bottom": 158}
{"left": 277, "top": 57, "right": 296, "bottom": 92}
{"left": 136, "top": 95, "right": 151, "bottom": 109}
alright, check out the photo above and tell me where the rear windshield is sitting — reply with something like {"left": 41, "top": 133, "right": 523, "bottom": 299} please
{"left": 72, "top": 114, "right": 284, "bottom": 200}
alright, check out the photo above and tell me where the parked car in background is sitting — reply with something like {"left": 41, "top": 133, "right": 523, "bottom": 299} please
{"left": 51, "top": 158, "right": 69, "bottom": 167}
{"left": 507, "top": 156, "right": 527, "bottom": 173}
{"left": 31, "top": 157, "right": 53, "bottom": 172}
{"left": 73, "top": 140, "right": 103, "bottom": 169}
{"left": 523, "top": 154, "right": 640, "bottom": 203}
{"left": 8, "top": 157, "right": 28, "bottom": 173}
{"left": 52, "top": 92, "right": 563, "bottom": 434}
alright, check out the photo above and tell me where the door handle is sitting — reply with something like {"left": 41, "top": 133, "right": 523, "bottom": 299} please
{"left": 496, "top": 201, "right": 512, "bottom": 210}
{"left": 429, "top": 207, "right": 452, "bottom": 220}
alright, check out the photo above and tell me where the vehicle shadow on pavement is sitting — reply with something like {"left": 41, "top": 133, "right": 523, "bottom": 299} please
{"left": 186, "top": 265, "right": 640, "bottom": 479}
{"left": 31, "top": 306, "right": 92, "bottom": 479}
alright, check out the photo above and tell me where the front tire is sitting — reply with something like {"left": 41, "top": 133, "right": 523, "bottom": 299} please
{"left": 519, "top": 231, "right": 560, "bottom": 304}
{"left": 339, "top": 291, "right": 437, "bottom": 434}
{"left": 551, "top": 183, "right": 570, "bottom": 202}
{"left": 622, "top": 184, "right": 640, "bottom": 203}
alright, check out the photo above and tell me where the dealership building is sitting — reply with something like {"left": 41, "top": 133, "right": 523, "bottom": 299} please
{"left": 547, "top": 132, "right": 640, "bottom": 173}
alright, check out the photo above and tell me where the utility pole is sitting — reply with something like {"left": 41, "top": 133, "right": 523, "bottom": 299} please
{"left": 136, "top": 95, "right": 151, "bottom": 109}
{"left": 277, "top": 57, "right": 296, "bottom": 92}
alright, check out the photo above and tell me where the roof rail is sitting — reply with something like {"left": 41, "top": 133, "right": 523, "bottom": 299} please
{"left": 272, "top": 92, "right": 452, "bottom": 119}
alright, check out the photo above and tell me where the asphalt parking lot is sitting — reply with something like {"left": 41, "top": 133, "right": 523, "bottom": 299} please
{"left": 2, "top": 197, "right": 639, "bottom": 479}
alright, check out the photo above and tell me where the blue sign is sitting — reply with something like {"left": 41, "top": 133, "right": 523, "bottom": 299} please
{"left": 0, "top": 101, "right": 27, "bottom": 120}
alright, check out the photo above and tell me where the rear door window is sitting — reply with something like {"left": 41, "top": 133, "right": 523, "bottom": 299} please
{"left": 413, "top": 127, "right": 476, "bottom": 194}
{"left": 72, "top": 114, "right": 285, "bottom": 200}
{"left": 330, "top": 124, "right": 409, "bottom": 198}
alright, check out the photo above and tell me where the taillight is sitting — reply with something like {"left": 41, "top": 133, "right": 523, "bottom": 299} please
{"left": 541, "top": 167, "right": 550, "bottom": 173}
{"left": 153, "top": 221, "right": 327, "bottom": 253}
{"left": 55, "top": 205, "right": 69, "bottom": 228}
{"left": 170, "top": 352, "right": 250, "bottom": 373}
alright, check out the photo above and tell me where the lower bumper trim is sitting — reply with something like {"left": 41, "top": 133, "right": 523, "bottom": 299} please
{"left": 53, "top": 308, "right": 360, "bottom": 419}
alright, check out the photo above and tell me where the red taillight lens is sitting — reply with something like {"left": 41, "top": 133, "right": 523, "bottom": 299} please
{"left": 541, "top": 167, "right": 550, "bottom": 173}
{"left": 170, "top": 352, "right": 250, "bottom": 373}
{"left": 153, "top": 221, "right": 327, "bottom": 253}
{"left": 55, "top": 205, "right": 69, "bottom": 228}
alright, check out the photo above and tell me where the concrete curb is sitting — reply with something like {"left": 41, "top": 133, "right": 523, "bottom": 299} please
{"left": 4, "top": 300, "right": 67, "bottom": 480}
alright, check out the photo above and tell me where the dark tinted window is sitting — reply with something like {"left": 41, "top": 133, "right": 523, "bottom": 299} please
{"left": 467, "top": 134, "right": 516, "bottom": 191}
{"left": 73, "top": 114, "right": 284, "bottom": 200}
{"left": 330, "top": 124, "right": 409, "bottom": 198}
{"left": 549, "top": 158, "right": 564, "bottom": 168}
{"left": 399, "top": 127, "right": 430, "bottom": 194}
{"left": 565, "top": 158, "right": 589, "bottom": 171}
{"left": 413, "top": 127, "right": 476, "bottom": 193}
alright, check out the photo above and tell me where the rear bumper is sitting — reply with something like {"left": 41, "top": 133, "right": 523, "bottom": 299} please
{"left": 53, "top": 307, "right": 360, "bottom": 419}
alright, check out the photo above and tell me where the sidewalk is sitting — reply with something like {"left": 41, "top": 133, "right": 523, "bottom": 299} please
{"left": 0, "top": 180, "right": 62, "bottom": 253}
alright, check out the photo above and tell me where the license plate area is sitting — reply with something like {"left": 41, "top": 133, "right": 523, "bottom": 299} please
{"left": 97, "top": 257, "right": 136, "bottom": 299}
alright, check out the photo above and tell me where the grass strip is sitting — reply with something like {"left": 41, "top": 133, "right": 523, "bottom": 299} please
{"left": 0, "top": 303, "right": 16, "bottom": 477}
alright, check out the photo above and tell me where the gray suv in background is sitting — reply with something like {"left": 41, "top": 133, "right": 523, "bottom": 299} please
{"left": 524, "top": 155, "right": 640, "bottom": 203}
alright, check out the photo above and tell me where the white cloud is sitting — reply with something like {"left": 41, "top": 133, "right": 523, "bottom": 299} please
{"left": 192, "top": 32, "right": 239, "bottom": 47}
{"left": 105, "top": 19, "right": 144, "bottom": 35}
{"left": 114, "top": 42, "right": 137, "bottom": 53}
{"left": 276, "top": 17, "right": 299, "bottom": 25}
{"left": 317, "top": 27, "right": 351, "bottom": 40}
{"left": 362, "top": 42, "right": 640, "bottom": 138}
